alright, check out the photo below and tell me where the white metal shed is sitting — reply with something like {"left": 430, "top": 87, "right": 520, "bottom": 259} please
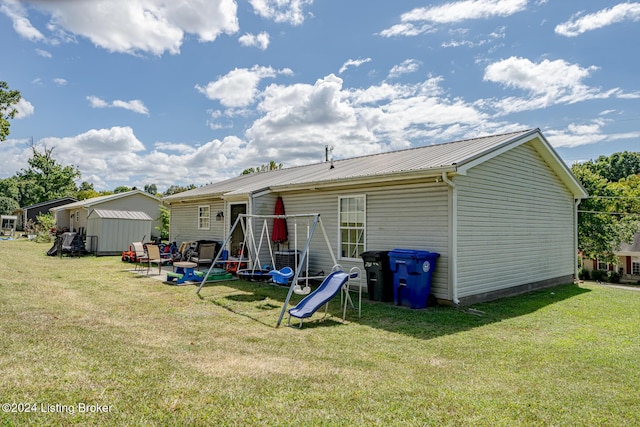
{"left": 86, "top": 209, "right": 152, "bottom": 256}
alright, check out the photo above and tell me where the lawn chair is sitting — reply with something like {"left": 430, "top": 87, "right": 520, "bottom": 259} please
{"left": 144, "top": 244, "right": 172, "bottom": 275}
{"left": 190, "top": 243, "right": 216, "bottom": 271}
{"left": 132, "top": 242, "right": 148, "bottom": 272}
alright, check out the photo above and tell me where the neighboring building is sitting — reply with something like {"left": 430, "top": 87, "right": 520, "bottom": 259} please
{"left": 617, "top": 234, "right": 640, "bottom": 282}
{"left": 16, "top": 197, "right": 77, "bottom": 230}
{"left": 163, "top": 129, "right": 588, "bottom": 305}
{"left": 583, "top": 233, "right": 640, "bottom": 282}
{"left": 51, "top": 190, "right": 162, "bottom": 241}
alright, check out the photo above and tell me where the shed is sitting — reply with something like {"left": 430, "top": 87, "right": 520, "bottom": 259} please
{"left": 86, "top": 209, "right": 153, "bottom": 256}
{"left": 164, "top": 129, "right": 588, "bottom": 305}
{"left": 18, "top": 197, "right": 77, "bottom": 230}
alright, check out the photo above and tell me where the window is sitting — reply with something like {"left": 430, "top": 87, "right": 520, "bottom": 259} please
{"left": 75, "top": 210, "right": 80, "bottom": 223}
{"left": 632, "top": 258, "right": 640, "bottom": 276}
{"left": 339, "top": 195, "right": 365, "bottom": 260}
{"left": 198, "top": 205, "right": 210, "bottom": 230}
{"left": 597, "top": 261, "right": 608, "bottom": 271}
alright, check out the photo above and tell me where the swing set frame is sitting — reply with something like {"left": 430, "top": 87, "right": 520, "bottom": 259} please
{"left": 195, "top": 213, "right": 338, "bottom": 327}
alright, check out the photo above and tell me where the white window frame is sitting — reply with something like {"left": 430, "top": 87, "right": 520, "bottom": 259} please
{"left": 632, "top": 257, "right": 640, "bottom": 276}
{"left": 198, "top": 205, "right": 210, "bottom": 230}
{"left": 338, "top": 195, "right": 366, "bottom": 261}
{"left": 75, "top": 210, "right": 80, "bottom": 223}
{"left": 597, "top": 261, "right": 608, "bottom": 271}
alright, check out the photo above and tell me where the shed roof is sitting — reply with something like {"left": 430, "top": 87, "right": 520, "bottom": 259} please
{"left": 52, "top": 190, "right": 160, "bottom": 211}
{"left": 88, "top": 209, "right": 153, "bottom": 220}
{"left": 164, "top": 129, "right": 588, "bottom": 202}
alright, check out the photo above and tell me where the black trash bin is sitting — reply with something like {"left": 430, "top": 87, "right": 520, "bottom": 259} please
{"left": 361, "top": 251, "right": 394, "bottom": 302}
{"left": 389, "top": 249, "right": 439, "bottom": 309}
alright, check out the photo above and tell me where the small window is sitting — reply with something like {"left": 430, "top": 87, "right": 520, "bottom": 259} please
{"left": 632, "top": 259, "right": 640, "bottom": 275}
{"left": 198, "top": 206, "right": 210, "bottom": 230}
{"left": 75, "top": 210, "right": 80, "bottom": 223}
{"left": 339, "top": 195, "right": 365, "bottom": 260}
{"left": 597, "top": 261, "right": 608, "bottom": 271}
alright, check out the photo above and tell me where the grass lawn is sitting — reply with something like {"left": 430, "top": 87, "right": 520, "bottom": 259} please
{"left": 1, "top": 239, "right": 639, "bottom": 426}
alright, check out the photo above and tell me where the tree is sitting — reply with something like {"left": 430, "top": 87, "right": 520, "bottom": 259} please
{"left": 113, "top": 185, "right": 132, "bottom": 193}
{"left": 573, "top": 155, "right": 640, "bottom": 263}
{"left": 241, "top": 160, "right": 283, "bottom": 175}
{"left": 163, "top": 184, "right": 196, "bottom": 196}
{"left": 0, "top": 196, "right": 19, "bottom": 215}
{"left": 15, "top": 145, "right": 80, "bottom": 206}
{"left": 156, "top": 205, "right": 170, "bottom": 240}
{"left": 0, "top": 81, "right": 21, "bottom": 141}
{"left": 144, "top": 183, "right": 158, "bottom": 195}
{"left": 76, "top": 181, "right": 100, "bottom": 200}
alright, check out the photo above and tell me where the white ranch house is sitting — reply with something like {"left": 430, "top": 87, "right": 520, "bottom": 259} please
{"left": 164, "top": 129, "right": 588, "bottom": 305}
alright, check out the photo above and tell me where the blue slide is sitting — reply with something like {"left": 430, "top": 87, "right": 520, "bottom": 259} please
{"left": 288, "top": 271, "right": 350, "bottom": 327}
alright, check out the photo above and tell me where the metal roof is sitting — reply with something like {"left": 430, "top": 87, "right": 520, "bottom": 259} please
{"left": 88, "top": 209, "right": 153, "bottom": 220}
{"left": 51, "top": 190, "right": 160, "bottom": 210}
{"left": 163, "top": 129, "right": 587, "bottom": 201}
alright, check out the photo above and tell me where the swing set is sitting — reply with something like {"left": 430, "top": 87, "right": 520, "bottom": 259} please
{"left": 195, "top": 213, "right": 357, "bottom": 327}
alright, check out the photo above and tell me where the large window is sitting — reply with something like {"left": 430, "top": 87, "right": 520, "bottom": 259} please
{"left": 339, "top": 195, "right": 365, "bottom": 260}
{"left": 632, "top": 258, "right": 640, "bottom": 275}
{"left": 198, "top": 205, "right": 210, "bottom": 230}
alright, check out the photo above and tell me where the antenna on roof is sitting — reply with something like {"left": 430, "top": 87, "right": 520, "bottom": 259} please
{"left": 325, "top": 145, "right": 334, "bottom": 162}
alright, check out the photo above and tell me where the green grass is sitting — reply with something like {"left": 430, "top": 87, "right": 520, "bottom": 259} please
{"left": 1, "top": 239, "right": 639, "bottom": 426}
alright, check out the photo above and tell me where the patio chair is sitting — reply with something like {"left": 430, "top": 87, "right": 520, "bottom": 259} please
{"left": 145, "top": 244, "right": 172, "bottom": 275}
{"left": 132, "top": 242, "right": 148, "bottom": 271}
{"left": 190, "top": 243, "right": 216, "bottom": 271}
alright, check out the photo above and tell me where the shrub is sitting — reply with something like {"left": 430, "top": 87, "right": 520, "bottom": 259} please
{"left": 591, "top": 269, "right": 608, "bottom": 282}
{"left": 608, "top": 271, "right": 621, "bottom": 284}
{"left": 578, "top": 268, "right": 590, "bottom": 280}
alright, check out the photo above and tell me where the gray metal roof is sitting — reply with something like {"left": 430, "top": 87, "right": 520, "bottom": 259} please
{"left": 88, "top": 209, "right": 153, "bottom": 220}
{"left": 52, "top": 190, "right": 160, "bottom": 210}
{"left": 164, "top": 129, "right": 584, "bottom": 201}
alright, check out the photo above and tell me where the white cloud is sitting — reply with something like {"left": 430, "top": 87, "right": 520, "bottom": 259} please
{"left": 0, "top": 0, "right": 45, "bottom": 41}
{"left": 545, "top": 121, "right": 640, "bottom": 148}
{"left": 14, "top": 98, "right": 35, "bottom": 119}
{"left": 482, "top": 57, "right": 633, "bottom": 114}
{"left": 248, "top": 0, "right": 313, "bottom": 25}
{"left": 338, "top": 58, "right": 372, "bottom": 74}
{"left": 556, "top": 3, "right": 640, "bottom": 37}
{"left": 378, "top": 23, "right": 434, "bottom": 38}
{"left": 36, "top": 48, "right": 52, "bottom": 58}
{"left": 53, "top": 78, "right": 67, "bottom": 86}
{"left": 388, "top": 59, "right": 421, "bottom": 79}
{"left": 87, "top": 96, "right": 149, "bottom": 115}
{"left": 196, "top": 66, "right": 293, "bottom": 108}
{"left": 15, "top": 0, "right": 239, "bottom": 55}
{"left": 238, "top": 32, "right": 270, "bottom": 50}
{"left": 401, "top": 0, "right": 528, "bottom": 24}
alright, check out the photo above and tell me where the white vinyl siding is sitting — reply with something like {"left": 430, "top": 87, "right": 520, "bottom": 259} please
{"left": 455, "top": 141, "right": 575, "bottom": 298}
{"left": 169, "top": 200, "right": 225, "bottom": 243}
{"left": 278, "top": 181, "right": 450, "bottom": 299}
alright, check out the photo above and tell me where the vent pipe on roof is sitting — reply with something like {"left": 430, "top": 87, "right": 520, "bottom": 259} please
{"left": 325, "top": 145, "right": 334, "bottom": 162}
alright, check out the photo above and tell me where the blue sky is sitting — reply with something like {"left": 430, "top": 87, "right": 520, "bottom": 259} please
{"left": 1, "top": 0, "right": 639, "bottom": 192}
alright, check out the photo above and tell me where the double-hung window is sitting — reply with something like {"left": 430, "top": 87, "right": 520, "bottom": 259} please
{"left": 339, "top": 195, "right": 365, "bottom": 260}
{"left": 198, "top": 205, "right": 210, "bottom": 230}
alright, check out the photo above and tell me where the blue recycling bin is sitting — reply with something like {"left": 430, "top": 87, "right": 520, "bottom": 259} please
{"left": 389, "top": 249, "right": 439, "bottom": 309}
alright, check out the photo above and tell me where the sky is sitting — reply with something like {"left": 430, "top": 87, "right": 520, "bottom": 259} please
{"left": 1, "top": 0, "right": 639, "bottom": 193}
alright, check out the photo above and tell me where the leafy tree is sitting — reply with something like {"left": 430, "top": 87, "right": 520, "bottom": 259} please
{"left": 573, "top": 155, "right": 640, "bottom": 263}
{"left": 156, "top": 205, "right": 170, "bottom": 240}
{"left": 0, "top": 81, "right": 21, "bottom": 141}
{"left": 113, "top": 185, "right": 132, "bottom": 193}
{"left": 0, "top": 196, "right": 19, "bottom": 215}
{"left": 241, "top": 160, "right": 283, "bottom": 175}
{"left": 0, "top": 177, "right": 20, "bottom": 201}
{"left": 144, "top": 183, "right": 158, "bottom": 195}
{"left": 15, "top": 145, "right": 80, "bottom": 206}
{"left": 76, "top": 181, "right": 100, "bottom": 200}
{"left": 163, "top": 184, "right": 196, "bottom": 196}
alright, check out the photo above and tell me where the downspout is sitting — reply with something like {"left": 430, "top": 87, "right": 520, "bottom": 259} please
{"left": 441, "top": 172, "right": 460, "bottom": 305}
{"left": 574, "top": 198, "right": 581, "bottom": 282}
